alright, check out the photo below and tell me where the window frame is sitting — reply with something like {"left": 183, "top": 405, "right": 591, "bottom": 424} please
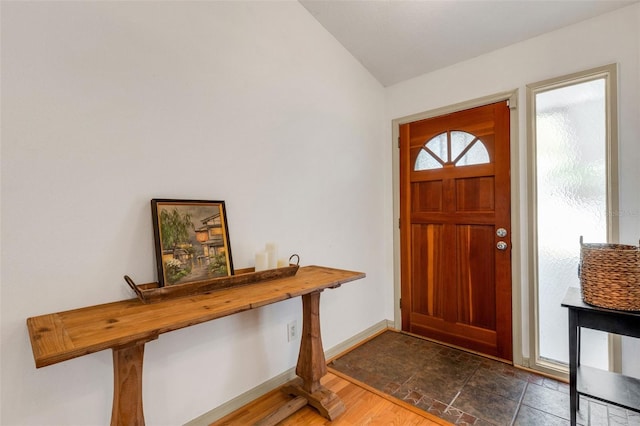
{"left": 414, "top": 130, "right": 491, "bottom": 170}
{"left": 526, "top": 64, "right": 619, "bottom": 377}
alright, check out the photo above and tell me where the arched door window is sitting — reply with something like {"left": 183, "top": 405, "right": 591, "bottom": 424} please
{"left": 415, "top": 131, "right": 490, "bottom": 171}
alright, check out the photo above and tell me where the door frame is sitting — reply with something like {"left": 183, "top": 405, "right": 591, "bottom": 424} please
{"left": 391, "top": 90, "right": 523, "bottom": 366}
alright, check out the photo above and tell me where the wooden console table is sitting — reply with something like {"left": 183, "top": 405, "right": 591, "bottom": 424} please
{"left": 562, "top": 287, "right": 640, "bottom": 426}
{"left": 27, "top": 265, "right": 365, "bottom": 425}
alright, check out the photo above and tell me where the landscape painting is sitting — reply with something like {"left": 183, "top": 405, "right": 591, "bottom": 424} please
{"left": 151, "top": 199, "right": 233, "bottom": 287}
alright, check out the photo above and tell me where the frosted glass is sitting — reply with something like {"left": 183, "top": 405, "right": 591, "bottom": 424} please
{"left": 451, "top": 131, "right": 476, "bottom": 160}
{"left": 415, "top": 132, "right": 447, "bottom": 170}
{"left": 415, "top": 149, "right": 443, "bottom": 170}
{"left": 451, "top": 131, "right": 490, "bottom": 166}
{"left": 458, "top": 142, "right": 490, "bottom": 166}
{"left": 415, "top": 131, "right": 488, "bottom": 170}
{"left": 535, "top": 79, "right": 608, "bottom": 367}
{"left": 426, "top": 133, "right": 448, "bottom": 162}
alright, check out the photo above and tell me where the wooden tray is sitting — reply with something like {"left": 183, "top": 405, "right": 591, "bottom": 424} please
{"left": 125, "top": 262, "right": 299, "bottom": 304}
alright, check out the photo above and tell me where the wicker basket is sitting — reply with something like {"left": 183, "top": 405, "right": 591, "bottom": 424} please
{"left": 579, "top": 236, "right": 640, "bottom": 311}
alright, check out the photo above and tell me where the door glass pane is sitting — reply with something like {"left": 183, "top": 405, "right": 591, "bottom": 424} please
{"left": 416, "top": 131, "right": 489, "bottom": 170}
{"left": 451, "top": 131, "right": 490, "bottom": 166}
{"left": 535, "top": 78, "right": 608, "bottom": 367}
{"left": 451, "top": 131, "right": 476, "bottom": 159}
{"left": 456, "top": 142, "right": 490, "bottom": 166}
{"left": 426, "top": 133, "right": 448, "bottom": 162}
{"left": 415, "top": 149, "right": 443, "bottom": 170}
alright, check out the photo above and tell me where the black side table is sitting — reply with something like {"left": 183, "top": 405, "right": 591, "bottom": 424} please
{"left": 562, "top": 287, "right": 640, "bottom": 425}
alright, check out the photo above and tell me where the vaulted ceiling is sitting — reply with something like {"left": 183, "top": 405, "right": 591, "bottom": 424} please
{"left": 299, "top": 0, "right": 638, "bottom": 86}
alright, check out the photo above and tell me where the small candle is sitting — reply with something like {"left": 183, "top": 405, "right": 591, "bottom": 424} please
{"left": 255, "top": 251, "right": 268, "bottom": 272}
{"left": 265, "top": 242, "right": 278, "bottom": 270}
{"left": 277, "top": 258, "right": 289, "bottom": 268}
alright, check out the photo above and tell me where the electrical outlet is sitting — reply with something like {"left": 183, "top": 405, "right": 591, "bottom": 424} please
{"left": 287, "top": 320, "right": 297, "bottom": 342}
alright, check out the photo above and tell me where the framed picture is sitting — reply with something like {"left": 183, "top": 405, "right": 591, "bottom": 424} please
{"left": 151, "top": 199, "right": 233, "bottom": 287}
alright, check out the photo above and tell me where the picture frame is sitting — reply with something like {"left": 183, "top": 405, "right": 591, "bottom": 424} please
{"left": 151, "top": 199, "right": 233, "bottom": 287}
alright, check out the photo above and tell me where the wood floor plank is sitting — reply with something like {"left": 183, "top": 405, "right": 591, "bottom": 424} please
{"left": 211, "top": 372, "right": 451, "bottom": 426}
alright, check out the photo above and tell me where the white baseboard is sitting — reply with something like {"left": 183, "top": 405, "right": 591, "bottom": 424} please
{"left": 184, "top": 319, "right": 392, "bottom": 426}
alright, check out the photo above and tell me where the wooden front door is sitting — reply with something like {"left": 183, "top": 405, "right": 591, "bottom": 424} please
{"left": 399, "top": 101, "right": 512, "bottom": 361}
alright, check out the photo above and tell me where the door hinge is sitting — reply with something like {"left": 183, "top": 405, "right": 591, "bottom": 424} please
{"left": 397, "top": 136, "right": 400, "bottom": 149}
{"left": 398, "top": 218, "right": 401, "bottom": 229}
{"left": 399, "top": 298, "right": 402, "bottom": 309}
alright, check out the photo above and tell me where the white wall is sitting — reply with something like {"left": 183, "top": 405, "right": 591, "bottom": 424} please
{"left": 386, "top": 4, "right": 640, "bottom": 376}
{"left": 0, "top": 2, "right": 388, "bottom": 425}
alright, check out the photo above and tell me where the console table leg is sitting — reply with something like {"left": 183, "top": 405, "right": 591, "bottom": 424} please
{"left": 568, "top": 309, "right": 578, "bottom": 426}
{"left": 296, "top": 291, "right": 327, "bottom": 393}
{"left": 111, "top": 343, "right": 146, "bottom": 426}
{"left": 282, "top": 291, "right": 345, "bottom": 420}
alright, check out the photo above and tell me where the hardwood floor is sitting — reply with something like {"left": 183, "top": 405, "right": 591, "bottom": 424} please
{"left": 211, "top": 370, "right": 451, "bottom": 425}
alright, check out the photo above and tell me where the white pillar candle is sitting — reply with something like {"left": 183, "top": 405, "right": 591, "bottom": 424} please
{"left": 255, "top": 251, "right": 268, "bottom": 272}
{"left": 265, "top": 242, "right": 278, "bottom": 269}
{"left": 277, "top": 258, "right": 289, "bottom": 268}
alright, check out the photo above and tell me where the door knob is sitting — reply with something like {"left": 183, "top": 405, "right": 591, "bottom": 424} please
{"left": 497, "top": 241, "right": 508, "bottom": 250}
{"left": 496, "top": 228, "right": 507, "bottom": 237}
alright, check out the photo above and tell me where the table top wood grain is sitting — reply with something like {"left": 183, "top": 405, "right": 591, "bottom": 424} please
{"left": 27, "top": 266, "right": 365, "bottom": 368}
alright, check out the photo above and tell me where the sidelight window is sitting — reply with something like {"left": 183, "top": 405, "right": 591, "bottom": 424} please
{"left": 528, "top": 64, "right": 618, "bottom": 375}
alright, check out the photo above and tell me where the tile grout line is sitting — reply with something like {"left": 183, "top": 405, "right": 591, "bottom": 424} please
{"left": 446, "top": 390, "right": 462, "bottom": 412}
{"left": 509, "top": 380, "right": 529, "bottom": 426}
{"left": 444, "top": 356, "right": 481, "bottom": 421}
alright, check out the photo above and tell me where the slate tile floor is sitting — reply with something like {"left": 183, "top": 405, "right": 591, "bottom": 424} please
{"left": 328, "top": 330, "right": 640, "bottom": 426}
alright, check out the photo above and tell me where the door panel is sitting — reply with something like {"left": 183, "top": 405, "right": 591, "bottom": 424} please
{"left": 410, "top": 224, "right": 444, "bottom": 317}
{"left": 400, "top": 101, "right": 512, "bottom": 361}
{"left": 456, "top": 225, "right": 495, "bottom": 329}
{"left": 412, "top": 181, "right": 443, "bottom": 212}
{"left": 456, "top": 177, "right": 495, "bottom": 211}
